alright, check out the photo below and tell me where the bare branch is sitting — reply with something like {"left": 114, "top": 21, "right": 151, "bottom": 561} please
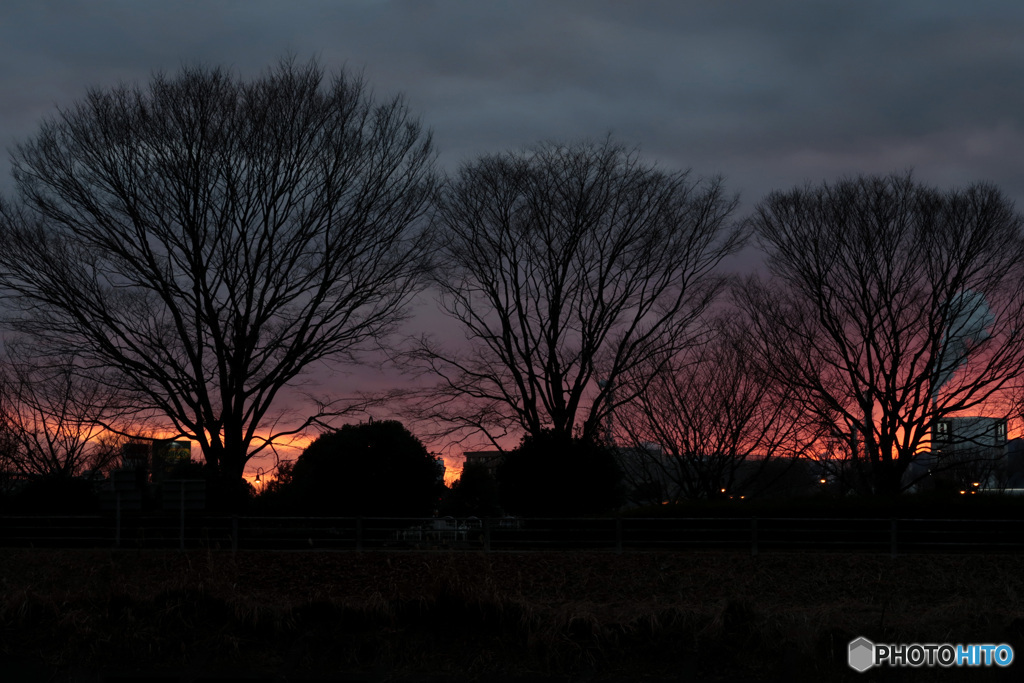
{"left": 0, "top": 340, "right": 142, "bottom": 478}
{"left": 405, "top": 138, "right": 742, "bottom": 445}
{"left": 737, "top": 173, "right": 1024, "bottom": 495}
{"left": 0, "top": 58, "right": 436, "bottom": 497}
{"left": 616, "top": 318, "right": 817, "bottom": 502}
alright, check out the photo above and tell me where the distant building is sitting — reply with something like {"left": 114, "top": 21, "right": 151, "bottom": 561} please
{"left": 151, "top": 439, "right": 192, "bottom": 483}
{"left": 907, "top": 416, "right": 1009, "bottom": 491}
{"left": 1003, "top": 439, "right": 1024, "bottom": 491}
{"left": 0, "top": 470, "right": 30, "bottom": 496}
{"left": 119, "top": 439, "right": 193, "bottom": 483}
{"left": 462, "top": 451, "right": 503, "bottom": 477}
{"left": 120, "top": 440, "right": 150, "bottom": 473}
{"left": 433, "top": 454, "right": 447, "bottom": 485}
{"left": 932, "top": 416, "right": 1007, "bottom": 452}
{"left": 103, "top": 439, "right": 201, "bottom": 511}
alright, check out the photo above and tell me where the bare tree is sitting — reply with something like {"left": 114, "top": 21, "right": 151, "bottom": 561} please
{"left": 408, "top": 139, "right": 742, "bottom": 447}
{"left": 0, "top": 58, "right": 436, "bottom": 500}
{"left": 0, "top": 343, "right": 135, "bottom": 479}
{"left": 0, "top": 397, "right": 23, "bottom": 490}
{"left": 616, "top": 319, "right": 815, "bottom": 502}
{"left": 736, "top": 173, "right": 1024, "bottom": 496}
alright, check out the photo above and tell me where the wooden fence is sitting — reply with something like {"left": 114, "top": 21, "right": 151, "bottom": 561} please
{"left": 2, "top": 514, "right": 1024, "bottom": 555}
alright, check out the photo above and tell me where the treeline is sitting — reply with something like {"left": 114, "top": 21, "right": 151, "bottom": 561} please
{"left": 2, "top": 57, "right": 1024, "bottom": 510}
{"left": 0, "top": 421, "right": 626, "bottom": 518}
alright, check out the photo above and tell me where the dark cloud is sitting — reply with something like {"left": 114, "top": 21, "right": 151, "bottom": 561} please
{"left": 3, "top": 0, "right": 1024, "bottom": 203}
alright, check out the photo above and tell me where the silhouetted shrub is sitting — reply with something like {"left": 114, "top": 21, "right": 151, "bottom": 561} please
{"left": 287, "top": 421, "right": 443, "bottom": 516}
{"left": 498, "top": 431, "right": 624, "bottom": 516}
{"left": 14, "top": 475, "right": 99, "bottom": 513}
{"left": 445, "top": 462, "right": 502, "bottom": 517}
{"left": 252, "top": 461, "right": 296, "bottom": 513}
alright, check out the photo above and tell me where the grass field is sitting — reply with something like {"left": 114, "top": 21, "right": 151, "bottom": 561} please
{"left": 1, "top": 549, "right": 1022, "bottom": 681}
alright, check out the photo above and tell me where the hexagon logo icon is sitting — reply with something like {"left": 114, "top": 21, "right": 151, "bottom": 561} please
{"left": 848, "top": 637, "right": 875, "bottom": 672}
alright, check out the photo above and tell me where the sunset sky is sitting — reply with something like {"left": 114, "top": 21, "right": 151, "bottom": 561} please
{"left": 2, "top": 1, "right": 1024, "bottom": 480}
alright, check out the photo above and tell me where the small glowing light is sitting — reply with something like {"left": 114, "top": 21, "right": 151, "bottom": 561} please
{"left": 820, "top": 478, "right": 827, "bottom": 484}
{"left": 960, "top": 490, "right": 966, "bottom": 495}
{"left": 740, "top": 495, "right": 745, "bottom": 500}
{"left": 720, "top": 488, "right": 726, "bottom": 493}
{"left": 972, "top": 482, "right": 980, "bottom": 487}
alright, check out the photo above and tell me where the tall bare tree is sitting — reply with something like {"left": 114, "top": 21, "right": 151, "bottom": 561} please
{"left": 616, "top": 319, "right": 815, "bottom": 502}
{"left": 0, "top": 59, "right": 436, "bottom": 500}
{"left": 409, "top": 139, "right": 742, "bottom": 446}
{"left": 737, "top": 173, "right": 1024, "bottom": 496}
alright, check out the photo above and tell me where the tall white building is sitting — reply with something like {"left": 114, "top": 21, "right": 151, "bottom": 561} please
{"left": 907, "top": 416, "right": 1009, "bottom": 491}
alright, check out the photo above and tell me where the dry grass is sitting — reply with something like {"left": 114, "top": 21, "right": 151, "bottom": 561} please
{"left": 1, "top": 549, "right": 1022, "bottom": 680}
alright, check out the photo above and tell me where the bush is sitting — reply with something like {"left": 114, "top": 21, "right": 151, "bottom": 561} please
{"left": 13, "top": 475, "right": 100, "bottom": 514}
{"left": 251, "top": 461, "right": 296, "bottom": 514}
{"left": 287, "top": 421, "right": 443, "bottom": 516}
{"left": 498, "top": 431, "right": 624, "bottom": 516}
{"left": 445, "top": 462, "right": 502, "bottom": 517}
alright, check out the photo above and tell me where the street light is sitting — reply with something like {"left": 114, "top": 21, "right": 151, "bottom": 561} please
{"left": 255, "top": 467, "right": 265, "bottom": 491}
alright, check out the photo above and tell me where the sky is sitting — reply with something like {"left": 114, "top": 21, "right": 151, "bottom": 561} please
{"left": 3, "top": 0, "right": 1024, "bottom": 478}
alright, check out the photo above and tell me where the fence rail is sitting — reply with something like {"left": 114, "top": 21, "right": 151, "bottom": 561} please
{"left": 2, "top": 514, "right": 1023, "bottom": 555}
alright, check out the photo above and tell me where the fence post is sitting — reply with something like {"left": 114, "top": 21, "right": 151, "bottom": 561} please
{"left": 179, "top": 482, "right": 186, "bottom": 551}
{"left": 115, "top": 492, "right": 121, "bottom": 549}
{"left": 231, "top": 515, "right": 238, "bottom": 553}
{"left": 751, "top": 516, "right": 758, "bottom": 557}
{"left": 615, "top": 517, "right": 623, "bottom": 554}
{"left": 355, "top": 516, "right": 363, "bottom": 551}
{"left": 890, "top": 518, "right": 897, "bottom": 558}
{"left": 483, "top": 517, "right": 491, "bottom": 552}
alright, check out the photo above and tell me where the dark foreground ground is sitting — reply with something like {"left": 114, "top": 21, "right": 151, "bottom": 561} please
{"left": 0, "top": 549, "right": 1022, "bottom": 682}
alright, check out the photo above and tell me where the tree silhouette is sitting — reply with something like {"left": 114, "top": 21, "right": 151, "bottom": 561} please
{"left": 446, "top": 462, "right": 502, "bottom": 517}
{"left": 737, "top": 173, "right": 1024, "bottom": 496}
{"left": 0, "top": 58, "right": 436, "bottom": 504}
{"left": 616, "top": 319, "right": 813, "bottom": 502}
{"left": 0, "top": 341, "right": 135, "bottom": 479}
{"left": 288, "top": 420, "right": 443, "bottom": 516}
{"left": 409, "top": 138, "right": 742, "bottom": 447}
{"left": 497, "top": 430, "right": 623, "bottom": 516}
